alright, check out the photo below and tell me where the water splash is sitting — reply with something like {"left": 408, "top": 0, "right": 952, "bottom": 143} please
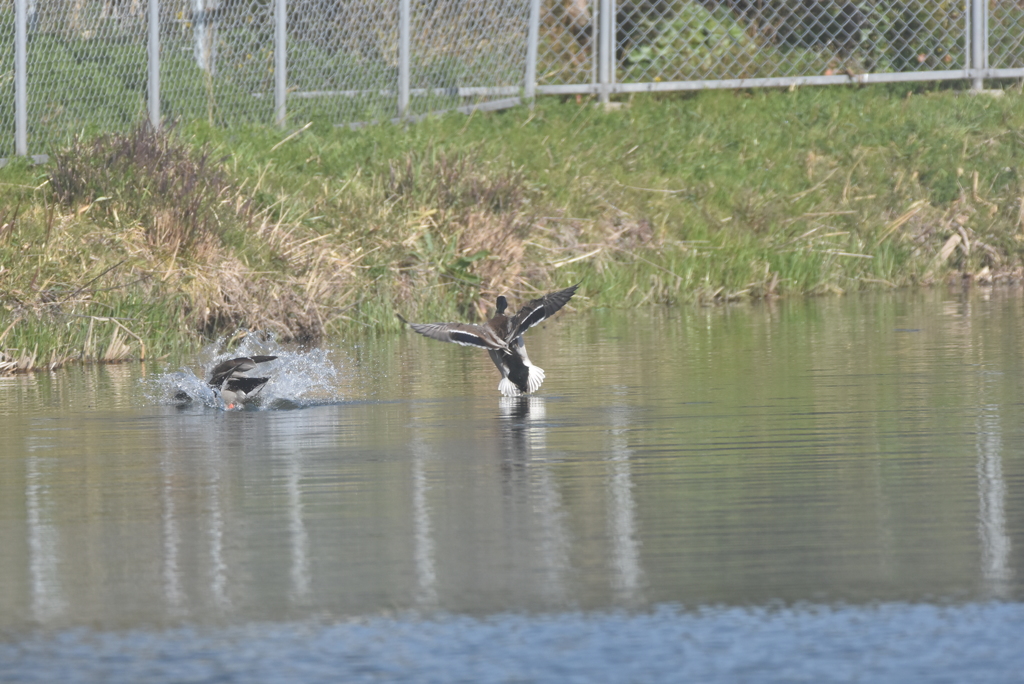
{"left": 149, "top": 332, "right": 344, "bottom": 410}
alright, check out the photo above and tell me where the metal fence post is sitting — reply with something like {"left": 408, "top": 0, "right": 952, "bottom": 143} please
{"left": 524, "top": 0, "right": 540, "bottom": 104}
{"left": 598, "top": 0, "right": 612, "bottom": 104}
{"left": 15, "top": 0, "right": 27, "bottom": 155}
{"left": 193, "top": 0, "right": 217, "bottom": 73}
{"left": 609, "top": 0, "right": 617, "bottom": 92}
{"left": 971, "top": 0, "right": 985, "bottom": 91}
{"left": 398, "top": 0, "right": 411, "bottom": 118}
{"left": 983, "top": 0, "right": 990, "bottom": 77}
{"left": 590, "top": 0, "right": 597, "bottom": 89}
{"left": 148, "top": 0, "right": 161, "bottom": 131}
{"left": 275, "top": 0, "right": 287, "bottom": 127}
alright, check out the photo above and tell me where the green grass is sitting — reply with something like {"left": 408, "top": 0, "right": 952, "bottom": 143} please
{"left": 4, "top": 84, "right": 1024, "bottom": 371}
{"left": 195, "top": 83, "right": 1024, "bottom": 293}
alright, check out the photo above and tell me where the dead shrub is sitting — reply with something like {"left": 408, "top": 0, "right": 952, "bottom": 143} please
{"left": 49, "top": 123, "right": 248, "bottom": 258}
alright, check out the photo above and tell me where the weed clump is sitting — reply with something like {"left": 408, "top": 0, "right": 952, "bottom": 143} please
{"left": 1, "top": 125, "right": 369, "bottom": 374}
{"left": 379, "top": 153, "right": 542, "bottom": 318}
{"left": 49, "top": 124, "right": 244, "bottom": 259}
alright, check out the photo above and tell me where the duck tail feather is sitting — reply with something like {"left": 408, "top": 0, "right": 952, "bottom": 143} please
{"left": 498, "top": 377, "right": 523, "bottom": 397}
{"left": 526, "top": 365, "right": 545, "bottom": 394}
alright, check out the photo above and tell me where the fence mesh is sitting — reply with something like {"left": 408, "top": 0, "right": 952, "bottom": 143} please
{"left": 535, "top": 1, "right": 971, "bottom": 87}
{"left": 990, "top": 0, "right": 1024, "bottom": 69}
{"left": 159, "top": 0, "right": 275, "bottom": 126}
{"left": 287, "top": 1, "right": 398, "bottom": 125}
{"left": 408, "top": 0, "right": 529, "bottom": 117}
{"left": 1, "top": 4, "right": 13, "bottom": 158}
{"left": 531, "top": 1, "right": 990, "bottom": 93}
{"left": 24, "top": 0, "right": 148, "bottom": 150}
{"left": 2, "top": 1, "right": 1024, "bottom": 159}
{"left": 539, "top": 0, "right": 597, "bottom": 86}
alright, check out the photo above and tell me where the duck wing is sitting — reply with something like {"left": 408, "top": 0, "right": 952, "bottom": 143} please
{"left": 404, "top": 321, "right": 508, "bottom": 350}
{"left": 209, "top": 355, "right": 278, "bottom": 386}
{"left": 508, "top": 284, "right": 579, "bottom": 339}
{"left": 222, "top": 376, "right": 271, "bottom": 396}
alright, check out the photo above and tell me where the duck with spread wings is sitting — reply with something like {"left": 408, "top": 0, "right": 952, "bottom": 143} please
{"left": 399, "top": 284, "right": 579, "bottom": 397}
{"left": 208, "top": 355, "right": 278, "bottom": 408}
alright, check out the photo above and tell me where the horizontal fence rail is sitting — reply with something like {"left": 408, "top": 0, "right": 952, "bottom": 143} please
{"left": 2, "top": 0, "right": 1023, "bottom": 160}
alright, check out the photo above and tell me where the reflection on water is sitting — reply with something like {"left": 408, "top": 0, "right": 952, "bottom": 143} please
{"left": 207, "top": 455, "right": 229, "bottom": 611}
{"left": 607, "top": 399, "right": 644, "bottom": 606}
{"left": 287, "top": 456, "right": 312, "bottom": 603}
{"left": 1, "top": 289, "right": 1024, "bottom": 676}
{"left": 496, "top": 396, "right": 573, "bottom": 606}
{"left": 978, "top": 401, "right": 1012, "bottom": 598}
{"left": 26, "top": 453, "right": 65, "bottom": 623}
{"left": 159, "top": 450, "right": 184, "bottom": 614}
{"left": 412, "top": 438, "right": 437, "bottom": 609}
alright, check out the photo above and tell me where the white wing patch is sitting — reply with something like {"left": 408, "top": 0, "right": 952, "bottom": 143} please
{"left": 498, "top": 364, "right": 546, "bottom": 396}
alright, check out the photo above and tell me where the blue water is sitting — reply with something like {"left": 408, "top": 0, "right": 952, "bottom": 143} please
{"left": 5, "top": 603, "right": 1024, "bottom": 683}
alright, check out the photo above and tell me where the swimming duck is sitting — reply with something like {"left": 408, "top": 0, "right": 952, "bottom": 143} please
{"left": 399, "top": 284, "right": 579, "bottom": 396}
{"left": 208, "top": 355, "right": 277, "bottom": 408}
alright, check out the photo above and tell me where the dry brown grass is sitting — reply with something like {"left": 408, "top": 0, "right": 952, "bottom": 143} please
{"left": 1, "top": 128, "right": 379, "bottom": 373}
{"left": 43, "top": 126, "right": 371, "bottom": 345}
{"left": 50, "top": 124, "right": 241, "bottom": 261}
{"left": 9, "top": 142, "right": 579, "bottom": 374}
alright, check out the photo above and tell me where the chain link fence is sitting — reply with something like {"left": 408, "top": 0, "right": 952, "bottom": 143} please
{"left": 0, "top": 6, "right": 13, "bottom": 158}
{"left": 535, "top": 1, "right": 1000, "bottom": 94}
{"left": 286, "top": 1, "right": 398, "bottom": 125}
{"left": 2, "top": 0, "right": 1023, "bottom": 160}
{"left": 157, "top": 0, "right": 277, "bottom": 125}
{"left": 990, "top": 0, "right": 1024, "bottom": 72}
{"left": 609, "top": 1, "right": 968, "bottom": 82}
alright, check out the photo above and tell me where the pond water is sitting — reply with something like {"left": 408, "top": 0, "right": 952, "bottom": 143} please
{"left": 1, "top": 288, "right": 1023, "bottom": 682}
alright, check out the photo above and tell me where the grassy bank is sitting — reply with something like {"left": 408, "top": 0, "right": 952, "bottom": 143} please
{"left": 3, "top": 84, "right": 1024, "bottom": 372}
